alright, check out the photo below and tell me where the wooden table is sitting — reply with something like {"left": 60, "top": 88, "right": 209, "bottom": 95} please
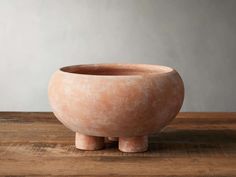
{"left": 0, "top": 112, "right": 236, "bottom": 176}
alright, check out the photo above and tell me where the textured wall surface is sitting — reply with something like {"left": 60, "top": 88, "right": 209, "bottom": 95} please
{"left": 0, "top": 0, "right": 236, "bottom": 111}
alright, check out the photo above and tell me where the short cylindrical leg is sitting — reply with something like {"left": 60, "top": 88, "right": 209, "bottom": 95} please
{"left": 119, "top": 136, "right": 148, "bottom": 153}
{"left": 108, "top": 137, "right": 118, "bottom": 141}
{"left": 75, "top": 132, "right": 104, "bottom": 150}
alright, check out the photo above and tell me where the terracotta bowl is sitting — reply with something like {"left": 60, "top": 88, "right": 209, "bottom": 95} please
{"left": 48, "top": 64, "right": 184, "bottom": 152}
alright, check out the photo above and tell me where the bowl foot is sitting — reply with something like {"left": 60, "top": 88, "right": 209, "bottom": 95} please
{"left": 119, "top": 136, "right": 148, "bottom": 153}
{"left": 75, "top": 132, "right": 104, "bottom": 150}
{"left": 108, "top": 137, "right": 118, "bottom": 141}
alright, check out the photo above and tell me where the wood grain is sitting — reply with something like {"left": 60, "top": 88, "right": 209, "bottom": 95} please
{"left": 0, "top": 112, "right": 236, "bottom": 176}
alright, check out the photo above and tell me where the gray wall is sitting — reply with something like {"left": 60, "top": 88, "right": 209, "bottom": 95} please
{"left": 0, "top": 0, "right": 236, "bottom": 112}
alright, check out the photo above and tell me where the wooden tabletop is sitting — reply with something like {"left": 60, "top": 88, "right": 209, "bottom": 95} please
{"left": 0, "top": 112, "right": 236, "bottom": 177}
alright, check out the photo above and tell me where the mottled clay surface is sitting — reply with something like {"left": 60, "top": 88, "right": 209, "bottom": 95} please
{"left": 48, "top": 64, "right": 184, "bottom": 152}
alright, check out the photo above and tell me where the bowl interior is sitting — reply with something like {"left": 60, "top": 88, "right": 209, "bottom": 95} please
{"left": 60, "top": 64, "right": 173, "bottom": 76}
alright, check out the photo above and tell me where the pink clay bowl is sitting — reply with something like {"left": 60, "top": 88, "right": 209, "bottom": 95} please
{"left": 48, "top": 64, "right": 184, "bottom": 152}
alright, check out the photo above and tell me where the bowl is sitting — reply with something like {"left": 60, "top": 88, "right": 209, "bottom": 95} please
{"left": 48, "top": 64, "right": 184, "bottom": 152}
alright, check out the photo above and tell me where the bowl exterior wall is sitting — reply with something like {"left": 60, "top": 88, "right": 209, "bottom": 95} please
{"left": 48, "top": 69, "right": 184, "bottom": 137}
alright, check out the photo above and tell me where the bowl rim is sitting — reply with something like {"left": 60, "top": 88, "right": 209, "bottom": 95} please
{"left": 59, "top": 63, "right": 175, "bottom": 77}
